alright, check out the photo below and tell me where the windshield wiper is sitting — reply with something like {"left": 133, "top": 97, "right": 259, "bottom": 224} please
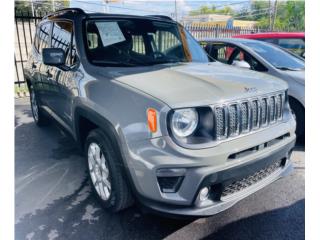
{"left": 91, "top": 60, "right": 140, "bottom": 67}
{"left": 276, "top": 66, "right": 303, "bottom": 71}
{"left": 149, "top": 58, "right": 186, "bottom": 65}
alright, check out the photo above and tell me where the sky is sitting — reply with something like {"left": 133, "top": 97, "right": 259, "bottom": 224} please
{"left": 70, "top": 0, "right": 251, "bottom": 20}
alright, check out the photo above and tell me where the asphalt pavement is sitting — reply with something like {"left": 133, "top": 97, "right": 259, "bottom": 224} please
{"left": 15, "top": 97, "right": 305, "bottom": 240}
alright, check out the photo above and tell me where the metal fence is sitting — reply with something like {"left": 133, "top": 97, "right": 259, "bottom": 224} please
{"left": 15, "top": 10, "right": 43, "bottom": 88}
{"left": 14, "top": 10, "right": 270, "bottom": 88}
{"left": 184, "top": 24, "right": 265, "bottom": 39}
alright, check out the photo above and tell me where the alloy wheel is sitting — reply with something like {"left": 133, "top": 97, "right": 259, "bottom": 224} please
{"left": 88, "top": 142, "right": 112, "bottom": 201}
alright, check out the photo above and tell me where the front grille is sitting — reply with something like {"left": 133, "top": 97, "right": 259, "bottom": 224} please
{"left": 228, "top": 104, "right": 239, "bottom": 135}
{"left": 269, "top": 96, "right": 276, "bottom": 123}
{"left": 275, "top": 94, "right": 283, "bottom": 119}
{"left": 251, "top": 100, "right": 259, "bottom": 128}
{"left": 240, "top": 102, "right": 249, "bottom": 132}
{"left": 215, "top": 107, "right": 227, "bottom": 139}
{"left": 221, "top": 159, "right": 283, "bottom": 198}
{"left": 260, "top": 98, "right": 268, "bottom": 125}
{"left": 213, "top": 92, "right": 285, "bottom": 140}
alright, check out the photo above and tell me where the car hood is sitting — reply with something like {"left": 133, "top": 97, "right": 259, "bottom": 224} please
{"left": 105, "top": 62, "right": 287, "bottom": 108}
{"left": 282, "top": 70, "right": 305, "bottom": 86}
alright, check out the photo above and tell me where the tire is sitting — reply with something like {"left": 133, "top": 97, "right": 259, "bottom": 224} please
{"left": 289, "top": 98, "right": 305, "bottom": 142}
{"left": 29, "top": 85, "right": 49, "bottom": 126}
{"left": 85, "top": 128, "right": 134, "bottom": 212}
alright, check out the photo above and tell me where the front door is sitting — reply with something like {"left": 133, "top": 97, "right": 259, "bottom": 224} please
{"left": 48, "top": 20, "right": 78, "bottom": 129}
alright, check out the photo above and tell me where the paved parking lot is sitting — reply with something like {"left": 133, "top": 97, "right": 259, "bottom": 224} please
{"left": 15, "top": 97, "right": 304, "bottom": 240}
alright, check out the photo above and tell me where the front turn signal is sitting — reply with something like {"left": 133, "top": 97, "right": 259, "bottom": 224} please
{"left": 147, "top": 108, "right": 157, "bottom": 133}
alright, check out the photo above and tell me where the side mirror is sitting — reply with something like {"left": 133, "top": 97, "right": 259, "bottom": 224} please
{"left": 42, "top": 48, "right": 66, "bottom": 67}
{"left": 232, "top": 60, "right": 251, "bottom": 69}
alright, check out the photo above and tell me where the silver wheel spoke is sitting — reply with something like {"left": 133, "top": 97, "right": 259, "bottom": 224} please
{"left": 98, "top": 182, "right": 106, "bottom": 200}
{"left": 91, "top": 170, "right": 97, "bottom": 185}
{"left": 103, "top": 185, "right": 110, "bottom": 199}
{"left": 101, "top": 155, "right": 109, "bottom": 178}
{"left": 94, "top": 181, "right": 101, "bottom": 196}
{"left": 94, "top": 145, "right": 101, "bottom": 165}
{"left": 88, "top": 152, "right": 95, "bottom": 171}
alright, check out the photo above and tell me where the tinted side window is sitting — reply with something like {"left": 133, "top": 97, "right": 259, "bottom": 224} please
{"left": 150, "top": 31, "right": 180, "bottom": 53}
{"left": 232, "top": 50, "right": 267, "bottom": 72}
{"left": 51, "top": 21, "right": 76, "bottom": 66}
{"left": 132, "top": 35, "right": 146, "bottom": 55}
{"left": 87, "top": 33, "right": 98, "bottom": 49}
{"left": 38, "top": 22, "right": 51, "bottom": 53}
{"left": 259, "top": 38, "right": 278, "bottom": 44}
{"left": 204, "top": 43, "right": 234, "bottom": 63}
{"left": 278, "top": 38, "right": 305, "bottom": 56}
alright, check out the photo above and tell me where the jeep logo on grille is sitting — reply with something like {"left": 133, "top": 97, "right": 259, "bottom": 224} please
{"left": 244, "top": 87, "right": 258, "bottom": 93}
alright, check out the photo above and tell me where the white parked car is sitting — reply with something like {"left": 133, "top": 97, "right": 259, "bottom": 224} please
{"left": 201, "top": 38, "right": 305, "bottom": 140}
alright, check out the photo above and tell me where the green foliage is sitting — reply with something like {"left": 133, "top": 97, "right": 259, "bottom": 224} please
{"left": 15, "top": 1, "right": 32, "bottom": 14}
{"left": 188, "top": 1, "right": 304, "bottom": 31}
{"left": 189, "top": 4, "right": 235, "bottom": 16}
{"left": 246, "top": 0, "right": 304, "bottom": 30}
{"left": 15, "top": 0, "right": 70, "bottom": 15}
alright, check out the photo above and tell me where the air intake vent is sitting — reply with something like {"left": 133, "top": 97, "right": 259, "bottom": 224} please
{"left": 157, "top": 176, "right": 184, "bottom": 193}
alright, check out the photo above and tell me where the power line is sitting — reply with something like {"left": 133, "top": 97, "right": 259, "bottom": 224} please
{"left": 210, "top": 1, "right": 250, "bottom": 9}
{"left": 233, "top": 7, "right": 272, "bottom": 17}
{"left": 234, "top": 10, "right": 271, "bottom": 19}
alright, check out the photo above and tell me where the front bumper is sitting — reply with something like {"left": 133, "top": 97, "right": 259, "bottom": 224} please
{"left": 137, "top": 139, "right": 294, "bottom": 216}
{"left": 123, "top": 119, "right": 296, "bottom": 216}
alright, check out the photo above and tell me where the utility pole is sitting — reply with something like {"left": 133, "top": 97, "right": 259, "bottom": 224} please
{"left": 30, "top": 0, "right": 35, "bottom": 17}
{"left": 271, "top": 0, "right": 278, "bottom": 31}
{"left": 268, "top": 0, "right": 272, "bottom": 30}
{"left": 103, "top": 0, "right": 109, "bottom": 13}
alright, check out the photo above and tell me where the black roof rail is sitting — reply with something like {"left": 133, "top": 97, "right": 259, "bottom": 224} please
{"left": 147, "top": 15, "right": 173, "bottom": 21}
{"left": 43, "top": 8, "right": 86, "bottom": 19}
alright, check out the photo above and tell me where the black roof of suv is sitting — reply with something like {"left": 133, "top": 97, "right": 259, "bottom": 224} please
{"left": 43, "top": 7, "right": 175, "bottom": 22}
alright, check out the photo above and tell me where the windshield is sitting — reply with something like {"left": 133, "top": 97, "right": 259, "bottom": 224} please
{"left": 84, "top": 19, "right": 209, "bottom": 66}
{"left": 243, "top": 41, "right": 304, "bottom": 70}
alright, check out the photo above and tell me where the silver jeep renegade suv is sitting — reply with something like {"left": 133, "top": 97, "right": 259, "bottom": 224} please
{"left": 25, "top": 8, "right": 296, "bottom": 217}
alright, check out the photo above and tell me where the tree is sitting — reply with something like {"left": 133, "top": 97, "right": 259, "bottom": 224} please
{"left": 237, "top": 0, "right": 304, "bottom": 31}
{"left": 189, "top": 4, "right": 235, "bottom": 16}
{"left": 15, "top": 0, "right": 70, "bottom": 15}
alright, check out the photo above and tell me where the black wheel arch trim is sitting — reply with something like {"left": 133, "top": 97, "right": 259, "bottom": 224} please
{"left": 288, "top": 95, "right": 304, "bottom": 110}
{"left": 73, "top": 105, "right": 145, "bottom": 202}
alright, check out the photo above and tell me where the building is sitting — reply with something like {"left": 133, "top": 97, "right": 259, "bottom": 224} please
{"left": 182, "top": 14, "right": 257, "bottom": 29}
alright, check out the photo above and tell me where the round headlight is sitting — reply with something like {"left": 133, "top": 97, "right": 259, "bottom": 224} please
{"left": 171, "top": 108, "right": 198, "bottom": 138}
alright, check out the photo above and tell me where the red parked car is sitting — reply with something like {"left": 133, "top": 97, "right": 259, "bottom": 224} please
{"left": 232, "top": 32, "right": 305, "bottom": 58}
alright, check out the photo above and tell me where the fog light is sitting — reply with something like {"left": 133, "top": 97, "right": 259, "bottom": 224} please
{"left": 199, "top": 187, "right": 209, "bottom": 201}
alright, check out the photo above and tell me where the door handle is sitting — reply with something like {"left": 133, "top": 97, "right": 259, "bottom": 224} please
{"left": 46, "top": 69, "right": 53, "bottom": 78}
